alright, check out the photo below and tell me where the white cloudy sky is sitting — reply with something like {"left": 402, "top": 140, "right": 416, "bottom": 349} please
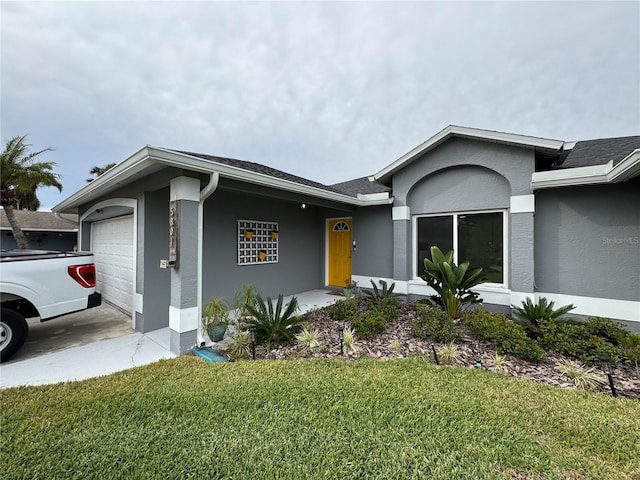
{"left": 2, "top": 1, "right": 638, "bottom": 210}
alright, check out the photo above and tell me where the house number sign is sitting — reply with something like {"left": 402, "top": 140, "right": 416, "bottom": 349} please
{"left": 169, "top": 200, "right": 179, "bottom": 266}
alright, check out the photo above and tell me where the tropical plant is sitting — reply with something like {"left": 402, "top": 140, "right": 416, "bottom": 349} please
{"left": 295, "top": 325, "right": 323, "bottom": 355}
{"left": 225, "top": 330, "right": 252, "bottom": 359}
{"left": 244, "top": 294, "right": 301, "bottom": 344}
{"left": 343, "top": 279, "right": 362, "bottom": 299}
{"left": 421, "top": 246, "right": 484, "bottom": 319}
{"left": 512, "top": 297, "right": 575, "bottom": 339}
{"left": 1, "top": 135, "right": 61, "bottom": 249}
{"left": 233, "top": 284, "right": 259, "bottom": 324}
{"left": 555, "top": 360, "right": 604, "bottom": 391}
{"left": 342, "top": 326, "right": 360, "bottom": 355}
{"left": 437, "top": 342, "right": 461, "bottom": 365}
{"left": 86, "top": 162, "right": 117, "bottom": 182}
{"left": 201, "top": 298, "right": 230, "bottom": 341}
{"left": 365, "top": 279, "right": 399, "bottom": 301}
{"left": 411, "top": 303, "right": 461, "bottom": 343}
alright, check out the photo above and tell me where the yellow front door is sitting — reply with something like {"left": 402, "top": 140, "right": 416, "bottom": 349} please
{"left": 328, "top": 218, "right": 352, "bottom": 287}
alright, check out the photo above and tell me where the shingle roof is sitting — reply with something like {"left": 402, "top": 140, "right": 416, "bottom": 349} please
{"left": 331, "top": 177, "right": 391, "bottom": 196}
{"left": 0, "top": 210, "right": 78, "bottom": 231}
{"left": 170, "top": 149, "right": 364, "bottom": 197}
{"left": 558, "top": 136, "right": 640, "bottom": 169}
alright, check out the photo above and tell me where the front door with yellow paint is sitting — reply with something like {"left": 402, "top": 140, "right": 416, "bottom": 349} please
{"left": 328, "top": 218, "right": 352, "bottom": 287}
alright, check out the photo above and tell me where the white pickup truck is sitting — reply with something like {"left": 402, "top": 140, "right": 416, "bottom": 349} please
{"left": 0, "top": 250, "right": 102, "bottom": 361}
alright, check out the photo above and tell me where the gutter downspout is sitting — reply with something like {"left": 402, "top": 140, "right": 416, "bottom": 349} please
{"left": 197, "top": 172, "right": 220, "bottom": 345}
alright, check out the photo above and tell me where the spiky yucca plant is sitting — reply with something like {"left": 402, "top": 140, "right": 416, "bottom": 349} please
{"left": 295, "top": 326, "right": 323, "bottom": 354}
{"left": 343, "top": 326, "right": 360, "bottom": 355}
{"left": 512, "top": 297, "right": 575, "bottom": 339}
{"left": 365, "top": 279, "right": 399, "bottom": 300}
{"left": 555, "top": 360, "right": 604, "bottom": 391}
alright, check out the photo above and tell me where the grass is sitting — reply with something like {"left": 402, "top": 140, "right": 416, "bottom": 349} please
{"left": 2, "top": 357, "right": 639, "bottom": 479}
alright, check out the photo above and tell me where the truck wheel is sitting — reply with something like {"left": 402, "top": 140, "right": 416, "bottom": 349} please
{"left": 0, "top": 308, "right": 29, "bottom": 362}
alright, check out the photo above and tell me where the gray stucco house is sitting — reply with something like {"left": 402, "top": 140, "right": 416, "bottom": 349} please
{"left": 53, "top": 125, "right": 640, "bottom": 353}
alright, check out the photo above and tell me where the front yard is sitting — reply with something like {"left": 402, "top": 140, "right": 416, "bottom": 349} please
{"left": 2, "top": 357, "right": 639, "bottom": 479}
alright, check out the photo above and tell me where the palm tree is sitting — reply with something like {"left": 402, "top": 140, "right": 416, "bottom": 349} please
{"left": 86, "top": 163, "right": 116, "bottom": 182}
{"left": 1, "top": 135, "right": 62, "bottom": 249}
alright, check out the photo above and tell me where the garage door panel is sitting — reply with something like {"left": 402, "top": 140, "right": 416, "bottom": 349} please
{"left": 91, "top": 216, "right": 134, "bottom": 313}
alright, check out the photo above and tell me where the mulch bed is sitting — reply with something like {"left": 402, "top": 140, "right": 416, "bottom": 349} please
{"left": 258, "top": 302, "right": 640, "bottom": 401}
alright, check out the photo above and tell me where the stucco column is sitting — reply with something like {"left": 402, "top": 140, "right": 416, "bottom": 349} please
{"left": 392, "top": 206, "right": 412, "bottom": 292}
{"left": 168, "top": 176, "right": 200, "bottom": 354}
{"left": 510, "top": 195, "right": 535, "bottom": 306}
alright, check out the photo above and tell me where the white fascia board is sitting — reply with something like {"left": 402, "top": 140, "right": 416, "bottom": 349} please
{"left": 53, "top": 146, "right": 390, "bottom": 212}
{"left": 52, "top": 146, "right": 158, "bottom": 212}
{"left": 531, "top": 150, "right": 640, "bottom": 189}
{"left": 356, "top": 192, "right": 392, "bottom": 202}
{"left": 372, "top": 125, "right": 564, "bottom": 182}
{"left": 149, "top": 148, "right": 388, "bottom": 207}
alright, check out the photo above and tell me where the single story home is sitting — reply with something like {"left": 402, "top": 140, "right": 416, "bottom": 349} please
{"left": 52, "top": 125, "right": 640, "bottom": 353}
{"left": 0, "top": 210, "right": 78, "bottom": 251}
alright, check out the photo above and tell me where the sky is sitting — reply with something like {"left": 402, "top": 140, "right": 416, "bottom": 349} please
{"left": 1, "top": 1, "right": 639, "bottom": 210}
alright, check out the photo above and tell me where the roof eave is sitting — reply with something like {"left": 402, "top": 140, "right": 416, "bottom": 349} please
{"left": 531, "top": 149, "right": 640, "bottom": 189}
{"left": 53, "top": 146, "right": 392, "bottom": 213}
{"left": 372, "top": 125, "right": 565, "bottom": 183}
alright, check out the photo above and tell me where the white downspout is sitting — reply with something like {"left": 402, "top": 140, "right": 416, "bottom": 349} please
{"left": 197, "top": 172, "right": 220, "bottom": 345}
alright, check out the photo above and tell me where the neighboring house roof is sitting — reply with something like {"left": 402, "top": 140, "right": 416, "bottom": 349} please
{"left": 0, "top": 210, "right": 78, "bottom": 231}
{"left": 558, "top": 136, "right": 640, "bottom": 169}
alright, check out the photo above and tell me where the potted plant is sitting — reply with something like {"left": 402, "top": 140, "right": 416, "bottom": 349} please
{"left": 244, "top": 229, "right": 255, "bottom": 239}
{"left": 202, "top": 297, "right": 230, "bottom": 342}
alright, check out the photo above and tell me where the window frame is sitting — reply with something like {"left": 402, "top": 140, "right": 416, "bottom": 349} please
{"left": 412, "top": 209, "right": 509, "bottom": 288}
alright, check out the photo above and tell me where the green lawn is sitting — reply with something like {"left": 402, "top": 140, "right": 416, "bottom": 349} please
{"left": 2, "top": 357, "right": 639, "bottom": 479}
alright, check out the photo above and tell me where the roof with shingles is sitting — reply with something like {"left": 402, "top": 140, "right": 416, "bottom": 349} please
{"left": 170, "top": 149, "right": 381, "bottom": 197}
{"left": 558, "top": 136, "right": 640, "bottom": 169}
{"left": 0, "top": 210, "right": 78, "bottom": 231}
{"left": 331, "top": 177, "right": 391, "bottom": 196}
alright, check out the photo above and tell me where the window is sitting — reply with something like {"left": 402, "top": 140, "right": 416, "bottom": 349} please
{"left": 237, "top": 220, "right": 279, "bottom": 265}
{"left": 415, "top": 211, "right": 505, "bottom": 285}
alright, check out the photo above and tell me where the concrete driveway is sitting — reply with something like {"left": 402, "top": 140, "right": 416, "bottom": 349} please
{"left": 0, "top": 303, "right": 176, "bottom": 389}
{"left": 6, "top": 302, "right": 134, "bottom": 363}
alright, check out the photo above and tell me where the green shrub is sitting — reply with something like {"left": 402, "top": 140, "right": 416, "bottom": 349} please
{"left": 410, "top": 303, "right": 461, "bottom": 343}
{"left": 621, "top": 333, "right": 640, "bottom": 364}
{"left": 463, "top": 309, "right": 546, "bottom": 363}
{"left": 371, "top": 297, "right": 400, "bottom": 322}
{"left": 581, "top": 317, "right": 629, "bottom": 346}
{"left": 351, "top": 311, "right": 387, "bottom": 339}
{"left": 539, "top": 320, "right": 620, "bottom": 366}
{"left": 328, "top": 298, "right": 359, "bottom": 321}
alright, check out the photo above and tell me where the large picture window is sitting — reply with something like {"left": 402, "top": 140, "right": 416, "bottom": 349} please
{"left": 416, "top": 211, "right": 505, "bottom": 285}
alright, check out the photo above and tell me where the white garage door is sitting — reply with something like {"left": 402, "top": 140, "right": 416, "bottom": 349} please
{"left": 91, "top": 215, "right": 134, "bottom": 313}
